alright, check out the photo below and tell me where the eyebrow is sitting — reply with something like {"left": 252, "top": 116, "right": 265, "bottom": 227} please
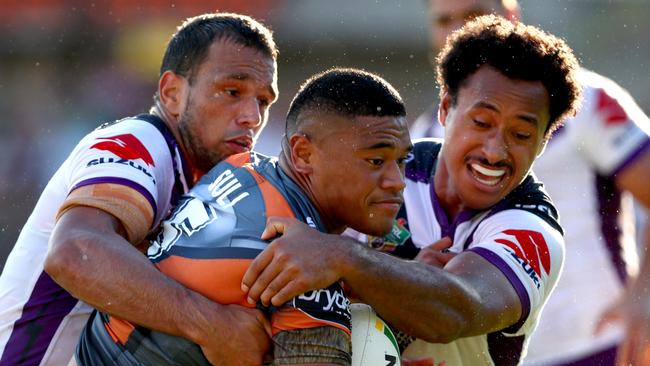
{"left": 361, "top": 142, "right": 414, "bottom": 152}
{"left": 222, "top": 72, "right": 277, "bottom": 100}
{"left": 473, "top": 101, "right": 539, "bottom": 127}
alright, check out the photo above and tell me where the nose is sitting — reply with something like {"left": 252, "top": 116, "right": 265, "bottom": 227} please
{"left": 236, "top": 97, "right": 263, "bottom": 129}
{"left": 380, "top": 161, "right": 407, "bottom": 193}
{"left": 482, "top": 129, "right": 508, "bottom": 164}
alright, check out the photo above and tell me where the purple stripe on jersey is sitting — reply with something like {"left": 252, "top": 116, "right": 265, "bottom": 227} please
{"left": 486, "top": 332, "right": 525, "bottom": 366}
{"left": 610, "top": 137, "right": 650, "bottom": 177}
{"left": 428, "top": 180, "right": 477, "bottom": 241}
{"left": 595, "top": 174, "right": 627, "bottom": 284}
{"left": 0, "top": 271, "right": 78, "bottom": 366}
{"left": 429, "top": 182, "right": 452, "bottom": 238}
{"left": 71, "top": 177, "right": 158, "bottom": 221}
{"left": 469, "top": 247, "right": 531, "bottom": 332}
{"left": 554, "top": 344, "right": 617, "bottom": 366}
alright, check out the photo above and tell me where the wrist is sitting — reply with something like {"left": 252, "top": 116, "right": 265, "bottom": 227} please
{"left": 176, "top": 289, "right": 225, "bottom": 346}
{"left": 333, "top": 235, "right": 364, "bottom": 283}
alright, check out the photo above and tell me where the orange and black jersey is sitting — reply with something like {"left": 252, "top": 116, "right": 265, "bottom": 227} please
{"left": 76, "top": 152, "right": 351, "bottom": 366}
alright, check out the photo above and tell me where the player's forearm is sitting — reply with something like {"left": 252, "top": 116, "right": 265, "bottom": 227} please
{"left": 337, "top": 241, "right": 481, "bottom": 343}
{"left": 45, "top": 216, "right": 221, "bottom": 345}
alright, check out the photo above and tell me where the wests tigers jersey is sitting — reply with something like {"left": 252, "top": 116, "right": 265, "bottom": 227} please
{"left": 77, "top": 152, "right": 351, "bottom": 366}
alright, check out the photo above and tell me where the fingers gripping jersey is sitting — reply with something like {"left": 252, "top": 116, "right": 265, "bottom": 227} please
{"left": 77, "top": 152, "right": 352, "bottom": 365}
{"left": 365, "top": 140, "right": 565, "bottom": 366}
{"left": 0, "top": 114, "right": 191, "bottom": 366}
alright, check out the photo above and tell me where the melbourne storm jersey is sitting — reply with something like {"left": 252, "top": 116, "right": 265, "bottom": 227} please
{"left": 76, "top": 152, "right": 352, "bottom": 366}
{"left": 0, "top": 114, "right": 191, "bottom": 366}
{"left": 522, "top": 70, "right": 650, "bottom": 365}
{"left": 367, "top": 140, "right": 565, "bottom": 366}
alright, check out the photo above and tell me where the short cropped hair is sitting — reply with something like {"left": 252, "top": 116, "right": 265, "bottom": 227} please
{"left": 436, "top": 15, "right": 581, "bottom": 138}
{"left": 285, "top": 68, "right": 406, "bottom": 136}
{"left": 160, "top": 12, "right": 277, "bottom": 83}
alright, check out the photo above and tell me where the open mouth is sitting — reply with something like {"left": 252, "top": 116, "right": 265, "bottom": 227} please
{"left": 468, "top": 162, "right": 507, "bottom": 187}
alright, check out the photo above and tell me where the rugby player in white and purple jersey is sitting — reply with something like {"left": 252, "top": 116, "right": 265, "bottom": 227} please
{"left": 0, "top": 13, "right": 278, "bottom": 366}
{"left": 413, "top": 1, "right": 650, "bottom": 364}
{"left": 240, "top": 16, "right": 581, "bottom": 366}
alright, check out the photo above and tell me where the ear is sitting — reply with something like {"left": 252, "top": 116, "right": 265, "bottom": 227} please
{"left": 158, "top": 71, "right": 189, "bottom": 119}
{"left": 288, "top": 133, "right": 314, "bottom": 174}
{"left": 438, "top": 91, "right": 452, "bottom": 127}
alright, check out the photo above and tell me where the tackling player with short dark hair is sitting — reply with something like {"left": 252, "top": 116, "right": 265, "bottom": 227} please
{"left": 0, "top": 12, "right": 279, "bottom": 366}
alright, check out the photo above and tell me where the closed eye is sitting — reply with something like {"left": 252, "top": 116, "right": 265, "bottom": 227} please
{"left": 515, "top": 132, "right": 531, "bottom": 140}
{"left": 473, "top": 119, "right": 489, "bottom": 128}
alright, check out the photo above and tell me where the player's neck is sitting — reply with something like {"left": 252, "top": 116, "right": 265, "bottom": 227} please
{"left": 278, "top": 153, "right": 344, "bottom": 234}
{"left": 433, "top": 156, "right": 465, "bottom": 220}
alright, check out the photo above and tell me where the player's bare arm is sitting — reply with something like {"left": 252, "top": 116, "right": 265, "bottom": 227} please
{"left": 46, "top": 206, "right": 271, "bottom": 365}
{"left": 243, "top": 216, "right": 521, "bottom": 343}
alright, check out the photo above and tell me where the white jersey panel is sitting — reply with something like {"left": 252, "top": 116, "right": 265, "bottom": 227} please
{"left": 573, "top": 70, "right": 650, "bottom": 175}
{"left": 65, "top": 118, "right": 176, "bottom": 224}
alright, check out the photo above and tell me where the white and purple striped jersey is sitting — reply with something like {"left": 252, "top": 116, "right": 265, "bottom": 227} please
{"left": 410, "top": 69, "right": 650, "bottom": 365}
{"left": 522, "top": 70, "right": 650, "bottom": 365}
{"left": 0, "top": 114, "right": 191, "bottom": 366}
{"left": 364, "top": 140, "right": 565, "bottom": 365}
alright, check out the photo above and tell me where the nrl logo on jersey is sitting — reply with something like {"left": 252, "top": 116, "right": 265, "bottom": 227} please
{"left": 367, "top": 218, "right": 411, "bottom": 252}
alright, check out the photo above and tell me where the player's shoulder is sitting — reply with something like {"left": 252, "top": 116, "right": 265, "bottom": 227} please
{"left": 79, "top": 114, "right": 170, "bottom": 158}
{"left": 489, "top": 175, "right": 563, "bottom": 235}
{"left": 576, "top": 68, "right": 640, "bottom": 120}
{"left": 190, "top": 151, "right": 277, "bottom": 202}
{"left": 405, "top": 138, "right": 443, "bottom": 183}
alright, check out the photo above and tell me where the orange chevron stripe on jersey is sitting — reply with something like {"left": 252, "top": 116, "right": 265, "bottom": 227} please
{"left": 104, "top": 316, "right": 136, "bottom": 345}
{"left": 496, "top": 229, "right": 551, "bottom": 277}
{"left": 156, "top": 257, "right": 254, "bottom": 307}
{"left": 224, "top": 152, "right": 252, "bottom": 167}
{"left": 247, "top": 168, "right": 296, "bottom": 219}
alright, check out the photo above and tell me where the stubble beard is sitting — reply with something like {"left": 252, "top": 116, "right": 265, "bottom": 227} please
{"left": 177, "top": 104, "right": 223, "bottom": 173}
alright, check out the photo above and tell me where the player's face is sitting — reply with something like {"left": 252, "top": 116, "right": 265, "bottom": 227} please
{"left": 429, "top": 0, "right": 504, "bottom": 50}
{"left": 308, "top": 114, "right": 412, "bottom": 236}
{"left": 437, "top": 65, "right": 549, "bottom": 213}
{"left": 177, "top": 39, "right": 278, "bottom": 174}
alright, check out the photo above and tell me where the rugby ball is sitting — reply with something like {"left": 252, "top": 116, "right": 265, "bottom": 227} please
{"left": 351, "top": 303, "right": 401, "bottom": 366}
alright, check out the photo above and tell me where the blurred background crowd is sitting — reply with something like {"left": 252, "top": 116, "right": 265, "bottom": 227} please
{"left": 1, "top": 0, "right": 649, "bottom": 271}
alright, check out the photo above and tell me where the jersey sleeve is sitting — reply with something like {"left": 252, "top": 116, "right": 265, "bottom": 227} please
{"left": 58, "top": 119, "right": 174, "bottom": 243}
{"left": 574, "top": 72, "right": 650, "bottom": 176}
{"left": 466, "top": 209, "right": 565, "bottom": 335}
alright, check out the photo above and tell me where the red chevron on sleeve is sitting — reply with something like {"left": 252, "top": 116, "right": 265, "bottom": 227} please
{"left": 596, "top": 88, "right": 628, "bottom": 125}
{"left": 91, "top": 134, "right": 155, "bottom": 167}
{"left": 495, "top": 229, "right": 550, "bottom": 277}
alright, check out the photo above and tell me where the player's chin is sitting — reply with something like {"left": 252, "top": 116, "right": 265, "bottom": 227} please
{"left": 362, "top": 216, "right": 395, "bottom": 237}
